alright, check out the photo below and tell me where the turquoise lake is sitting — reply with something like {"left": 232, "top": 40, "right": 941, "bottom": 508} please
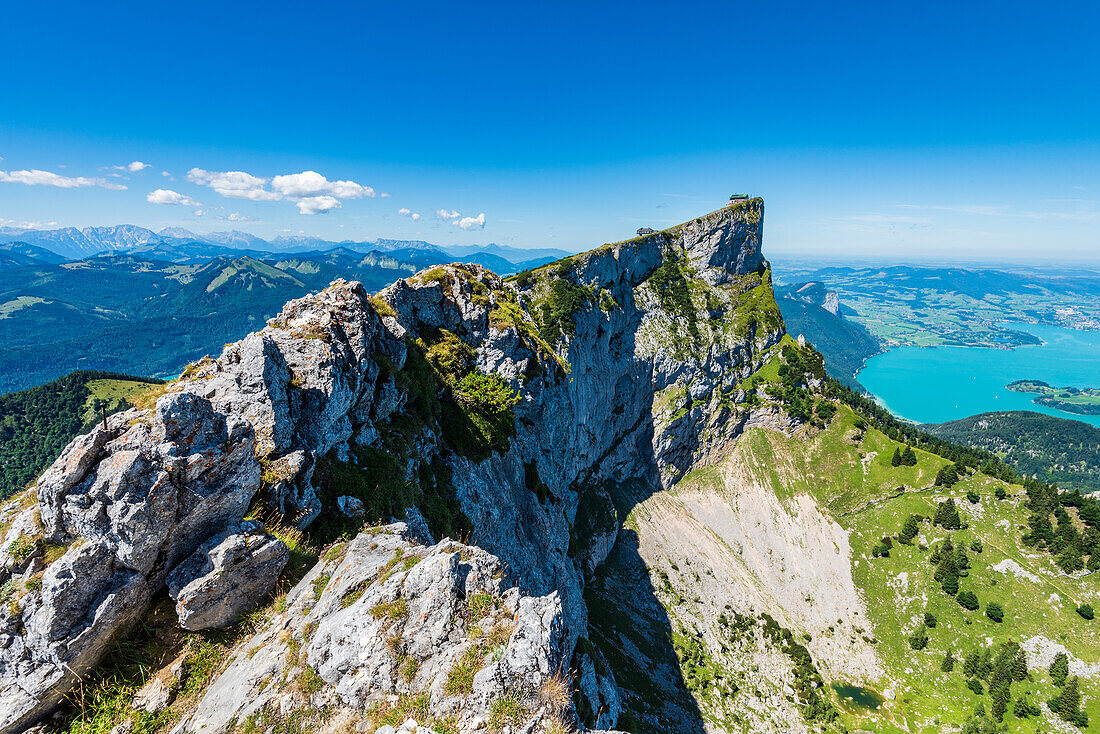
{"left": 857, "top": 324, "right": 1100, "bottom": 428}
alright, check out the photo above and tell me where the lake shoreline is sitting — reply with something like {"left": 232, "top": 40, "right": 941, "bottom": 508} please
{"left": 855, "top": 323, "right": 1100, "bottom": 428}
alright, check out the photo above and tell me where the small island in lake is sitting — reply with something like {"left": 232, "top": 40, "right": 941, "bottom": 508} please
{"left": 1006, "top": 379, "right": 1100, "bottom": 415}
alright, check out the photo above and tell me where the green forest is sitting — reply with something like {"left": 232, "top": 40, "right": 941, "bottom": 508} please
{"left": 924, "top": 411, "right": 1100, "bottom": 494}
{"left": 0, "top": 371, "right": 163, "bottom": 500}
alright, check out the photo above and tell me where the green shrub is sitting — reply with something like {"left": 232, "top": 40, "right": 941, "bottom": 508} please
{"left": 647, "top": 256, "right": 698, "bottom": 340}
{"left": 967, "top": 489, "right": 980, "bottom": 504}
{"left": 537, "top": 278, "right": 594, "bottom": 341}
{"left": 1014, "top": 696, "right": 1041, "bottom": 718}
{"left": 985, "top": 602, "right": 1004, "bottom": 623}
{"left": 1077, "top": 603, "right": 1095, "bottom": 620}
{"left": 924, "top": 612, "right": 938, "bottom": 628}
{"left": 898, "top": 514, "right": 921, "bottom": 544}
{"left": 908, "top": 626, "right": 929, "bottom": 650}
{"left": 958, "top": 590, "right": 980, "bottom": 611}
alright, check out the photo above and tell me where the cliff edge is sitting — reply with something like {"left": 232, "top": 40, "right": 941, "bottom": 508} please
{"left": 0, "top": 199, "right": 798, "bottom": 734}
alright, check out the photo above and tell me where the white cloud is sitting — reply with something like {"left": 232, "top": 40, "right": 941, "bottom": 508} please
{"left": 398, "top": 207, "right": 422, "bottom": 222}
{"left": 193, "top": 209, "right": 205, "bottom": 217}
{"left": 186, "top": 168, "right": 281, "bottom": 201}
{"left": 270, "top": 170, "right": 374, "bottom": 199}
{"left": 455, "top": 213, "right": 486, "bottom": 230}
{"left": 411, "top": 213, "right": 421, "bottom": 221}
{"left": 161, "top": 171, "right": 171, "bottom": 177}
{"left": 116, "top": 161, "right": 151, "bottom": 172}
{"left": 147, "top": 188, "right": 199, "bottom": 206}
{"left": 187, "top": 167, "right": 382, "bottom": 214}
{"left": 297, "top": 196, "right": 341, "bottom": 215}
{"left": 436, "top": 208, "right": 486, "bottom": 229}
{"left": 0, "top": 168, "right": 126, "bottom": 190}
{"left": 225, "top": 212, "right": 254, "bottom": 222}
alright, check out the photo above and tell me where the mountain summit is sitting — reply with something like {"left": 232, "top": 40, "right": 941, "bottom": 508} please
{"left": 0, "top": 198, "right": 780, "bottom": 733}
{"left": 4, "top": 198, "right": 1086, "bottom": 734}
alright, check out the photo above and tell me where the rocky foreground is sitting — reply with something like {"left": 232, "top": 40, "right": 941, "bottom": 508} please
{"left": 0, "top": 200, "right": 779, "bottom": 733}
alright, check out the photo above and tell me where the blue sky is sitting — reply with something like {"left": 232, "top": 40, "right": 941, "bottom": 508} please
{"left": 1, "top": 1, "right": 1098, "bottom": 260}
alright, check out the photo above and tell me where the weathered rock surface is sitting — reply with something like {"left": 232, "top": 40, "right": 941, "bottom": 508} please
{"left": 172, "top": 523, "right": 569, "bottom": 733}
{"left": 167, "top": 521, "right": 289, "bottom": 630}
{"left": 0, "top": 200, "right": 782, "bottom": 733}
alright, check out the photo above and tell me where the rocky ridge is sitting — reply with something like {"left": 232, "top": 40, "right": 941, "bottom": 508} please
{"left": 0, "top": 199, "right": 785, "bottom": 733}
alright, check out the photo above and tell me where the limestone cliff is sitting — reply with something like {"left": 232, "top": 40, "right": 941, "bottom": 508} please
{"left": 0, "top": 199, "right": 831, "bottom": 734}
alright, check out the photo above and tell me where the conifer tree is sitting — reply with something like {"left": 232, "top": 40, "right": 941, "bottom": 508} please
{"left": 902, "top": 445, "right": 917, "bottom": 466}
{"left": 1059, "top": 676, "right": 1080, "bottom": 720}
{"left": 964, "top": 647, "right": 982, "bottom": 677}
{"left": 935, "top": 463, "right": 959, "bottom": 487}
{"left": 1050, "top": 652, "right": 1069, "bottom": 687}
{"left": 1012, "top": 645, "right": 1028, "bottom": 681}
{"left": 990, "top": 680, "right": 1010, "bottom": 722}
{"left": 899, "top": 514, "right": 921, "bottom": 544}
{"left": 934, "top": 537, "right": 960, "bottom": 595}
{"left": 934, "top": 498, "right": 963, "bottom": 529}
{"left": 942, "top": 648, "right": 956, "bottom": 672}
{"left": 891, "top": 447, "right": 902, "bottom": 467}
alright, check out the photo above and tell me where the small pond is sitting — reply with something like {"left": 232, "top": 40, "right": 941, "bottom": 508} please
{"left": 831, "top": 682, "right": 885, "bottom": 711}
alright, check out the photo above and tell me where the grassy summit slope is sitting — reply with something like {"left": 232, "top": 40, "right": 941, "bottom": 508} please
{"left": 592, "top": 398, "right": 1100, "bottom": 733}
{"left": 748, "top": 407, "right": 1100, "bottom": 732}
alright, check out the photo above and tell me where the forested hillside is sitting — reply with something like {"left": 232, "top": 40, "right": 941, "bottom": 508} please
{"left": 0, "top": 371, "right": 163, "bottom": 499}
{"left": 774, "top": 282, "right": 880, "bottom": 390}
{"left": 924, "top": 411, "right": 1100, "bottom": 494}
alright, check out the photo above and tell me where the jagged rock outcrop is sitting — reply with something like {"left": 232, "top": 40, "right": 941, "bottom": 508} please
{"left": 0, "top": 199, "right": 781, "bottom": 733}
{"left": 167, "top": 521, "right": 289, "bottom": 630}
{"left": 172, "top": 522, "right": 570, "bottom": 733}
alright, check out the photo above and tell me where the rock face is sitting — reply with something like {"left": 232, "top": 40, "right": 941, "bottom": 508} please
{"left": 167, "top": 521, "right": 289, "bottom": 630}
{"left": 173, "top": 522, "right": 569, "bottom": 734}
{"left": 0, "top": 199, "right": 781, "bottom": 733}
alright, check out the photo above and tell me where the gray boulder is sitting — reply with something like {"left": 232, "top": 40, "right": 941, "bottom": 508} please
{"left": 167, "top": 521, "right": 289, "bottom": 630}
{"left": 173, "top": 524, "right": 569, "bottom": 734}
{"left": 337, "top": 495, "right": 365, "bottom": 517}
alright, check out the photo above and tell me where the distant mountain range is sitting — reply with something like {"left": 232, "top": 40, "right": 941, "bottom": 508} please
{"left": 0, "top": 223, "right": 569, "bottom": 270}
{"left": 0, "top": 230, "right": 570, "bottom": 392}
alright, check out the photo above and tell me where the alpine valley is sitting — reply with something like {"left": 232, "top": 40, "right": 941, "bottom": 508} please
{"left": 3, "top": 200, "right": 1100, "bottom": 734}
{"left": 0, "top": 229, "right": 567, "bottom": 393}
